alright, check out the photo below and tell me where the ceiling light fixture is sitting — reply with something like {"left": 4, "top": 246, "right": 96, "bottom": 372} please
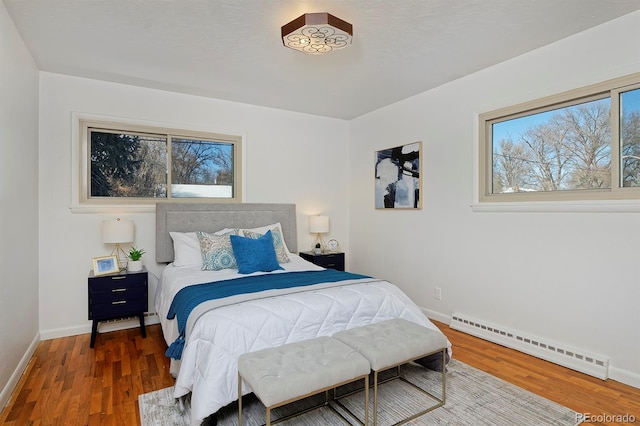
{"left": 281, "top": 13, "right": 353, "bottom": 55}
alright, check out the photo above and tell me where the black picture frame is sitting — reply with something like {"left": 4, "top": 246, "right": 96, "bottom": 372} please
{"left": 375, "top": 141, "right": 422, "bottom": 209}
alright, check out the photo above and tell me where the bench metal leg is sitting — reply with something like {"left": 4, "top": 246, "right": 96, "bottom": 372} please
{"left": 330, "top": 375, "right": 369, "bottom": 425}
{"left": 238, "top": 373, "right": 243, "bottom": 426}
{"left": 373, "top": 370, "right": 380, "bottom": 426}
{"left": 240, "top": 372, "right": 368, "bottom": 426}
{"left": 364, "top": 374, "right": 370, "bottom": 426}
{"left": 371, "top": 349, "right": 447, "bottom": 426}
{"left": 441, "top": 349, "right": 447, "bottom": 405}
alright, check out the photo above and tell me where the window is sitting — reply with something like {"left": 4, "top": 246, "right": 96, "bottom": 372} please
{"left": 479, "top": 73, "right": 640, "bottom": 203}
{"left": 620, "top": 87, "right": 640, "bottom": 187}
{"left": 78, "top": 119, "right": 242, "bottom": 207}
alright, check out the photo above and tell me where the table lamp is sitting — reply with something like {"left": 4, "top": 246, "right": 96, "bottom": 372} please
{"left": 102, "top": 218, "right": 134, "bottom": 270}
{"left": 309, "top": 215, "right": 329, "bottom": 253}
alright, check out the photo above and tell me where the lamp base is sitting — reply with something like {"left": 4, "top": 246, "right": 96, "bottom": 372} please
{"left": 110, "top": 243, "right": 129, "bottom": 270}
{"left": 312, "top": 233, "right": 327, "bottom": 253}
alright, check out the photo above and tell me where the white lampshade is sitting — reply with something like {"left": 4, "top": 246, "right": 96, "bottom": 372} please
{"left": 309, "top": 215, "right": 329, "bottom": 234}
{"left": 102, "top": 218, "right": 134, "bottom": 243}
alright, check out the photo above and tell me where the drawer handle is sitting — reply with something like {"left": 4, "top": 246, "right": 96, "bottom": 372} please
{"left": 111, "top": 276, "right": 127, "bottom": 280}
{"left": 112, "top": 301, "right": 127, "bottom": 305}
{"left": 112, "top": 288, "right": 127, "bottom": 293}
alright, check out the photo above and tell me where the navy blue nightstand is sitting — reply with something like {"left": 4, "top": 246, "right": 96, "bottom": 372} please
{"left": 88, "top": 267, "right": 148, "bottom": 347}
{"left": 299, "top": 251, "right": 345, "bottom": 271}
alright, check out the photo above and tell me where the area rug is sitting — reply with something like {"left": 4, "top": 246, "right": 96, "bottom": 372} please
{"left": 139, "top": 359, "right": 580, "bottom": 425}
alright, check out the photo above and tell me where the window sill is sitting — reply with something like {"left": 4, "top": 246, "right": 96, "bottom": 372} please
{"left": 70, "top": 204, "right": 156, "bottom": 214}
{"left": 471, "top": 200, "right": 640, "bottom": 213}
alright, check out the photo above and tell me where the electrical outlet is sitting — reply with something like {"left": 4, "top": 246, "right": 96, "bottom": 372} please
{"left": 434, "top": 287, "right": 442, "bottom": 300}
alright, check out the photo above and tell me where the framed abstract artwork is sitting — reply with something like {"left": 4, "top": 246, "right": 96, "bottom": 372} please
{"left": 375, "top": 141, "right": 422, "bottom": 209}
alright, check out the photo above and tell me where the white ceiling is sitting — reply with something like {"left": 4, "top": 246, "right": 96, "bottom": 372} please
{"left": 4, "top": 0, "right": 640, "bottom": 119}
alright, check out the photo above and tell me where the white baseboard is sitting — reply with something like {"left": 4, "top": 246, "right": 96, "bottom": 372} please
{"left": 0, "top": 332, "right": 40, "bottom": 412}
{"left": 422, "top": 307, "right": 451, "bottom": 325}
{"left": 40, "top": 323, "right": 90, "bottom": 341}
{"left": 39, "top": 313, "right": 160, "bottom": 341}
{"left": 610, "top": 365, "right": 640, "bottom": 389}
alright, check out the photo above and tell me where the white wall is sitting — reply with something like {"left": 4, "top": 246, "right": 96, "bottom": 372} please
{"left": 38, "top": 73, "right": 350, "bottom": 339}
{"left": 0, "top": 0, "right": 40, "bottom": 408}
{"left": 6, "top": 4, "right": 639, "bottom": 406}
{"left": 348, "top": 11, "right": 640, "bottom": 386}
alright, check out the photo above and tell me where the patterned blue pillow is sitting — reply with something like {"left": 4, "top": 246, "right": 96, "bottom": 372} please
{"left": 197, "top": 230, "right": 238, "bottom": 270}
{"left": 230, "top": 230, "right": 284, "bottom": 274}
{"left": 242, "top": 226, "right": 290, "bottom": 263}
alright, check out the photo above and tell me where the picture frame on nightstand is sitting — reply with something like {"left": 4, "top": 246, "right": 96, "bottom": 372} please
{"left": 92, "top": 255, "right": 119, "bottom": 276}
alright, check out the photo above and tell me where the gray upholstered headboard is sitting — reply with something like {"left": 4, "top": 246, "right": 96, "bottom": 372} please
{"left": 156, "top": 203, "right": 298, "bottom": 263}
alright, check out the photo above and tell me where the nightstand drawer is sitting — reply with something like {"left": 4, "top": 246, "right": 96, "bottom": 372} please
{"left": 88, "top": 273, "right": 146, "bottom": 292}
{"left": 299, "top": 252, "right": 345, "bottom": 271}
{"left": 315, "top": 254, "right": 342, "bottom": 268}
{"left": 90, "top": 298, "right": 147, "bottom": 320}
{"left": 89, "top": 285, "right": 147, "bottom": 305}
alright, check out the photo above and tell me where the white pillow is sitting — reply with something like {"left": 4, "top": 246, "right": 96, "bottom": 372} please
{"left": 170, "top": 228, "right": 234, "bottom": 267}
{"left": 170, "top": 232, "right": 201, "bottom": 267}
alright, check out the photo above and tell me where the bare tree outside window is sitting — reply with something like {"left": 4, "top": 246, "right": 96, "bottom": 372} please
{"left": 480, "top": 74, "right": 640, "bottom": 204}
{"left": 491, "top": 98, "right": 611, "bottom": 194}
{"left": 171, "top": 138, "right": 234, "bottom": 198}
{"left": 620, "top": 88, "right": 640, "bottom": 187}
{"left": 88, "top": 127, "right": 239, "bottom": 201}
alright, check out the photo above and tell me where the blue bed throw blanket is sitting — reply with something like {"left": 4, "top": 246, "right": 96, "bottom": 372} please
{"left": 166, "top": 269, "right": 371, "bottom": 360}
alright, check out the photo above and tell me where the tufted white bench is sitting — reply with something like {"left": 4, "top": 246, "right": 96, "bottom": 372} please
{"left": 333, "top": 318, "right": 448, "bottom": 425}
{"left": 237, "top": 336, "right": 371, "bottom": 425}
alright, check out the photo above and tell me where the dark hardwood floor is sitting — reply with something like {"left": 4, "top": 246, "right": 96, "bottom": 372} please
{"left": 1, "top": 321, "right": 638, "bottom": 425}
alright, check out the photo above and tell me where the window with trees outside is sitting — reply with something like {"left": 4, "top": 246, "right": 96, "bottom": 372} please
{"left": 80, "top": 119, "right": 242, "bottom": 205}
{"left": 479, "top": 73, "right": 640, "bottom": 204}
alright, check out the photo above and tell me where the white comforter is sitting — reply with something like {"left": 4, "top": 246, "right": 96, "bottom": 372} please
{"left": 155, "top": 254, "right": 449, "bottom": 426}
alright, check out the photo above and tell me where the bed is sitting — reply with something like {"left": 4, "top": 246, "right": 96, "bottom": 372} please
{"left": 154, "top": 202, "right": 450, "bottom": 426}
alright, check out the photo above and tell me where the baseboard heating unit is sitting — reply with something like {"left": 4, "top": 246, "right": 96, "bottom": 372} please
{"left": 99, "top": 312, "right": 159, "bottom": 333}
{"left": 450, "top": 313, "right": 609, "bottom": 380}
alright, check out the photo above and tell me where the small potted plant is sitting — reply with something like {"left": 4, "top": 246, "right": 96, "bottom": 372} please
{"left": 127, "top": 246, "right": 145, "bottom": 272}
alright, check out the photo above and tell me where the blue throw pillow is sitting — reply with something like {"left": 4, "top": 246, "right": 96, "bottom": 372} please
{"left": 230, "top": 230, "right": 284, "bottom": 274}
